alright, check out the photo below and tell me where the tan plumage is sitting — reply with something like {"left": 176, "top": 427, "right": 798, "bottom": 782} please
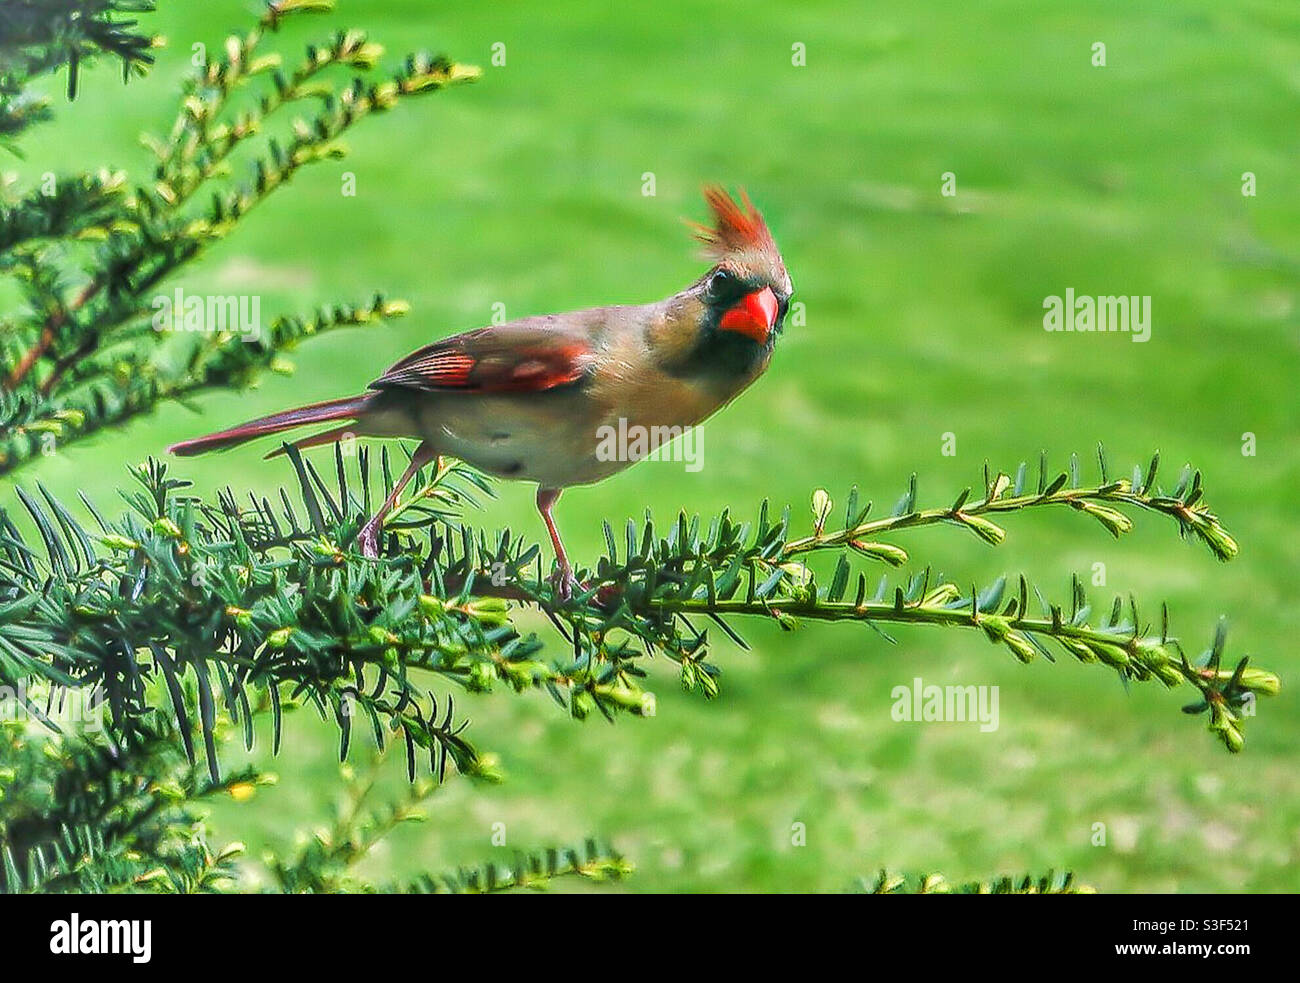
{"left": 170, "top": 187, "right": 793, "bottom": 594}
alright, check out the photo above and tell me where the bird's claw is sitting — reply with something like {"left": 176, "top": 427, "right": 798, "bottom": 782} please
{"left": 358, "top": 523, "right": 380, "bottom": 559}
{"left": 546, "top": 568, "right": 621, "bottom": 608}
{"left": 549, "top": 565, "right": 580, "bottom": 601}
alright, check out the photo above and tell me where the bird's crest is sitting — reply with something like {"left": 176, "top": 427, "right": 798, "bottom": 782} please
{"left": 689, "top": 185, "right": 790, "bottom": 295}
{"left": 691, "top": 185, "right": 775, "bottom": 260}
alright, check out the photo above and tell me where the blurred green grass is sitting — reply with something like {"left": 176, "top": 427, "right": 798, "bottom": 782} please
{"left": 8, "top": 0, "right": 1300, "bottom": 891}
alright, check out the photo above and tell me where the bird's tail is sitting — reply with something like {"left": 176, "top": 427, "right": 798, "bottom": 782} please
{"left": 168, "top": 394, "right": 373, "bottom": 457}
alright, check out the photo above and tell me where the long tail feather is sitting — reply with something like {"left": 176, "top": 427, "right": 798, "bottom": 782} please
{"left": 168, "top": 394, "right": 372, "bottom": 457}
{"left": 264, "top": 423, "right": 361, "bottom": 459}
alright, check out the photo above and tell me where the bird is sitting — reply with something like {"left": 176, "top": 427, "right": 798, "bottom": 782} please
{"left": 169, "top": 186, "right": 793, "bottom": 597}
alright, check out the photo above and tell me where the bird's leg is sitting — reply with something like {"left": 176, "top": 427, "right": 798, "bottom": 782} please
{"left": 536, "top": 487, "right": 577, "bottom": 600}
{"left": 358, "top": 442, "right": 437, "bottom": 559}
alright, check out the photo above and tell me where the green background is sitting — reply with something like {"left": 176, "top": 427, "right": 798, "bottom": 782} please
{"left": 9, "top": 0, "right": 1299, "bottom": 891}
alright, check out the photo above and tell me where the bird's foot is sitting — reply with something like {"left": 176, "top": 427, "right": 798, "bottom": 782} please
{"left": 545, "top": 568, "right": 621, "bottom": 607}
{"left": 358, "top": 522, "right": 381, "bottom": 559}
{"left": 549, "top": 564, "right": 580, "bottom": 601}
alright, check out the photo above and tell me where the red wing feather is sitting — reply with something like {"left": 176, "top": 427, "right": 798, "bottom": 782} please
{"left": 381, "top": 350, "right": 477, "bottom": 388}
{"left": 369, "top": 326, "right": 591, "bottom": 395}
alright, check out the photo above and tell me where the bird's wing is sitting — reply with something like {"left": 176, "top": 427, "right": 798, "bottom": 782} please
{"left": 368, "top": 319, "right": 595, "bottom": 395}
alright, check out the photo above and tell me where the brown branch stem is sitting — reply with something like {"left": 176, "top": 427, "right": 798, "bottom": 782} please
{"left": 3, "top": 279, "right": 103, "bottom": 392}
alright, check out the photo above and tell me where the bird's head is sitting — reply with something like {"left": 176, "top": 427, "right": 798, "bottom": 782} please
{"left": 689, "top": 186, "right": 793, "bottom": 352}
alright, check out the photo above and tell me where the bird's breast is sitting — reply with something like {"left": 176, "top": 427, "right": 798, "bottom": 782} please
{"left": 405, "top": 368, "right": 736, "bottom": 489}
{"left": 396, "top": 305, "right": 767, "bottom": 488}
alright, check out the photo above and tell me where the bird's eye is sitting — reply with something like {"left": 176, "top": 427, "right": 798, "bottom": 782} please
{"left": 707, "top": 268, "right": 740, "bottom": 300}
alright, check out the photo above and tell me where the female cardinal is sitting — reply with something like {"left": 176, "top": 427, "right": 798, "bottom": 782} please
{"left": 170, "top": 186, "right": 793, "bottom": 595}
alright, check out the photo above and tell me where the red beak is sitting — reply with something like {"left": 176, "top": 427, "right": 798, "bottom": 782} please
{"left": 718, "top": 286, "right": 779, "bottom": 344}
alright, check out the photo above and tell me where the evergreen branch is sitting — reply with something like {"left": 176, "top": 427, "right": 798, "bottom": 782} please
{"left": 0, "top": 88, "right": 50, "bottom": 143}
{"left": 0, "top": 440, "right": 1276, "bottom": 892}
{"left": 3, "top": 445, "right": 1271, "bottom": 759}
{"left": 648, "top": 576, "right": 1274, "bottom": 753}
{"left": 0, "top": 168, "right": 130, "bottom": 260}
{"left": 0, "top": 0, "right": 642, "bottom": 904}
{"left": 0, "top": 293, "right": 409, "bottom": 473}
{"left": 397, "top": 839, "right": 632, "bottom": 894}
{"left": 0, "top": 713, "right": 256, "bottom": 894}
{"left": 266, "top": 756, "right": 439, "bottom": 893}
{"left": 187, "top": 49, "right": 477, "bottom": 240}
{"left": 443, "top": 448, "right": 1270, "bottom": 752}
{"left": 1, "top": 687, "right": 620, "bottom": 895}
{"left": 0, "top": 0, "right": 478, "bottom": 471}
{"left": 851, "top": 869, "right": 1091, "bottom": 895}
{"left": 155, "top": 21, "right": 389, "bottom": 208}
{"left": 248, "top": 745, "right": 628, "bottom": 894}
{"left": 0, "top": 0, "right": 157, "bottom": 106}
{"left": 0, "top": 448, "right": 658, "bottom": 786}
{"left": 4, "top": 276, "right": 103, "bottom": 390}
{"left": 7, "top": 45, "right": 473, "bottom": 399}
{"left": 786, "top": 447, "right": 1237, "bottom": 564}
